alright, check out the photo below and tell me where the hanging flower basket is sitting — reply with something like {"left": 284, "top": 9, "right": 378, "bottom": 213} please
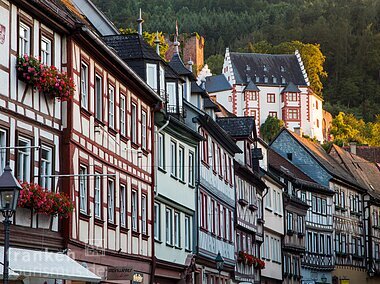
{"left": 237, "top": 251, "right": 265, "bottom": 269}
{"left": 16, "top": 55, "right": 43, "bottom": 85}
{"left": 18, "top": 181, "right": 74, "bottom": 219}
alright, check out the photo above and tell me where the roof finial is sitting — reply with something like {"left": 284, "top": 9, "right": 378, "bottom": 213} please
{"left": 174, "top": 20, "right": 180, "bottom": 54}
{"left": 154, "top": 31, "right": 160, "bottom": 56}
{"left": 137, "top": 8, "right": 144, "bottom": 36}
{"left": 188, "top": 57, "right": 193, "bottom": 71}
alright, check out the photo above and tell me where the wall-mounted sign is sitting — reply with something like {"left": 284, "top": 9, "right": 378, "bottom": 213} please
{"left": 107, "top": 266, "right": 134, "bottom": 280}
{"left": 132, "top": 273, "right": 144, "bottom": 283}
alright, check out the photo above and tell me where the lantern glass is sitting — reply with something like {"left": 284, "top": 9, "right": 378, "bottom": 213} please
{"left": 0, "top": 190, "right": 18, "bottom": 212}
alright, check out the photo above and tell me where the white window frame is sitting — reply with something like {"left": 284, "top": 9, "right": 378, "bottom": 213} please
{"left": 142, "top": 194, "right": 147, "bottom": 235}
{"left": 17, "top": 137, "right": 31, "bottom": 182}
{"left": 95, "top": 75, "right": 103, "bottom": 121}
{"left": 141, "top": 110, "right": 147, "bottom": 149}
{"left": 120, "top": 95, "right": 126, "bottom": 136}
{"left": 174, "top": 211, "right": 180, "bottom": 247}
{"left": 154, "top": 202, "right": 161, "bottom": 240}
{"left": 40, "top": 145, "right": 52, "bottom": 191}
{"left": 107, "top": 179, "right": 115, "bottom": 223}
{"left": 0, "top": 130, "right": 6, "bottom": 175}
{"left": 166, "top": 208, "right": 173, "bottom": 245}
{"left": 94, "top": 174, "right": 101, "bottom": 219}
{"left": 167, "top": 82, "right": 176, "bottom": 108}
{"left": 132, "top": 190, "right": 138, "bottom": 231}
{"left": 19, "top": 22, "right": 30, "bottom": 56}
{"left": 185, "top": 215, "right": 191, "bottom": 250}
{"left": 178, "top": 145, "right": 185, "bottom": 181}
{"left": 146, "top": 63, "right": 158, "bottom": 91}
{"left": 131, "top": 103, "right": 137, "bottom": 143}
{"left": 159, "top": 65, "right": 165, "bottom": 97}
{"left": 108, "top": 85, "right": 115, "bottom": 129}
{"left": 120, "top": 184, "right": 126, "bottom": 227}
{"left": 80, "top": 63, "right": 88, "bottom": 110}
{"left": 188, "top": 151, "right": 194, "bottom": 186}
{"left": 158, "top": 133, "right": 165, "bottom": 169}
{"left": 79, "top": 165, "right": 87, "bottom": 214}
{"left": 170, "top": 140, "right": 177, "bottom": 177}
{"left": 40, "top": 36, "right": 51, "bottom": 65}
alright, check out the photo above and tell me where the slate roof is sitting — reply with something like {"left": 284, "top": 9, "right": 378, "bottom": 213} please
{"left": 284, "top": 129, "right": 362, "bottom": 188}
{"left": 342, "top": 146, "right": 380, "bottom": 164}
{"left": 204, "top": 97, "right": 220, "bottom": 110}
{"left": 230, "top": 52, "right": 307, "bottom": 86}
{"left": 169, "top": 54, "right": 195, "bottom": 79}
{"left": 329, "top": 144, "right": 380, "bottom": 197}
{"left": 165, "top": 64, "right": 181, "bottom": 80}
{"left": 282, "top": 81, "right": 301, "bottom": 93}
{"left": 212, "top": 98, "right": 236, "bottom": 118}
{"left": 205, "top": 74, "right": 232, "bottom": 93}
{"left": 102, "top": 34, "right": 162, "bottom": 61}
{"left": 216, "top": 116, "right": 256, "bottom": 138}
{"left": 244, "top": 80, "right": 260, "bottom": 92}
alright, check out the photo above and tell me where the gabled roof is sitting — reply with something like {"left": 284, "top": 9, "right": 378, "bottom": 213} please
{"left": 165, "top": 64, "right": 181, "bottom": 80}
{"left": 230, "top": 52, "right": 307, "bottom": 86}
{"left": 212, "top": 98, "right": 236, "bottom": 118}
{"left": 204, "top": 97, "right": 220, "bottom": 111}
{"left": 205, "top": 74, "right": 232, "bottom": 93}
{"left": 216, "top": 116, "right": 256, "bottom": 138}
{"left": 169, "top": 54, "right": 195, "bottom": 79}
{"left": 281, "top": 81, "right": 301, "bottom": 93}
{"left": 329, "top": 144, "right": 380, "bottom": 198}
{"left": 102, "top": 34, "right": 162, "bottom": 61}
{"left": 244, "top": 80, "right": 260, "bottom": 92}
{"left": 280, "top": 129, "right": 362, "bottom": 188}
{"left": 342, "top": 146, "right": 380, "bottom": 164}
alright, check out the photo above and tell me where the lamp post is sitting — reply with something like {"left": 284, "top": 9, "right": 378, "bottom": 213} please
{"left": 215, "top": 251, "right": 224, "bottom": 284}
{"left": 0, "top": 165, "right": 21, "bottom": 284}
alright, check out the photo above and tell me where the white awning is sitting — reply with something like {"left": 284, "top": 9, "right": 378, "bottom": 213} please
{"left": 0, "top": 263, "right": 20, "bottom": 280}
{"left": 0, "top": 247, "right": 101, "bottom": 282}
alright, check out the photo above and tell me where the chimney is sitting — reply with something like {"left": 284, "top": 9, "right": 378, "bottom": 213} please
{"left": 350, "top": 142, "right": 357, "bottom": 155}
{"left": 154, "top": 31, "right": 160, "bottom": 55}
{"left": 137, "top": 8, "right": 144, "bottom": 35}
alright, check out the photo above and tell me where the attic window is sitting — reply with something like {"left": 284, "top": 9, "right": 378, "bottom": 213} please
{"left": 264, "top": 76, "right": 268, "bottom": 83}
{"left": 287, "top": 153, "right": 293, "bottom": 161}
{"left": 246, "top": 65, "right": 251, "bottom": 71}
{"left": 281, "top": 77, "right": 286, "bottom": 84}
{"left": 263, "top": 65, "right": 268, "bottom": 72}
{"left": 255, "top": 76, "right": 260, "bottom": 83}
{"left": 273, "top": 77, "right": 277, "bottom": 84}
{"left": 281, "top": 66, "right": 285, "bottom": 72}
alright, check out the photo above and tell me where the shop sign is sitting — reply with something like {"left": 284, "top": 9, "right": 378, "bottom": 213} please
{"left": 107, "top": 266, "right": 134, "bottom": 280}
{"left": 132, "top": 273, "right": 144, "bottom": 283}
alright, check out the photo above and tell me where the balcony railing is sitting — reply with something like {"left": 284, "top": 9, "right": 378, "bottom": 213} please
{"left": 167, "top": 105, "right": 186, "bottom": 119}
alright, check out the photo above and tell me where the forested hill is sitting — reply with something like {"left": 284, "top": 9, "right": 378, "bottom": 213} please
{"left": 92, "top": 0, "right": 380, "bottom": 121}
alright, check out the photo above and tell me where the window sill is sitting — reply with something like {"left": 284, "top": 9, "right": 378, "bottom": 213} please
{"left": 201, "top": 161, "right": 210, "bottom": 169}
{"left": 80, "top": 108, "right": 92, "bottom": 118}
{"left": 142, "top": 234, "right": 149, "bottom": 240}
{"left": 166, "top": 243, "right": 174, "bottom": 248}
{"left": 108, "top": 127, "right": 117, "bottom": 136}
{"left": 185, "top": 248, "right": 192, "bottom": 253}
{"left": 158, "top": 167, "right": 167, "bottom": 174}
{"left": 108, "top": 222, "right": 117, "bottom": 230}
{"left": 94, "top": 118, "right": 105, "bottom": 127}
{"left": 174, "top": 246, "right": 182, "bottom": 250}
{"left": 154, "top": 239, "right": 162, "bottom": 244}
{"left": 132, "top": 230, "right": 140, "bottom": 237}
{"left": 131, "top": 142, "right": 139, "bottom": 150}
{"left": 120, "top": 134, "right": 129, "bottom": 144}
{"left": 188, "top": 184, "right": 195, "bottom": 189}
{"left": 238, "top": 199, "right": 248, "bottom": 207}
{"left": 200, "top": 227, "right": 208, "bottom": 233}
{"left": 265, "top": 207, "right": 273, "bottom": 212}
{"left": 170, "top": 174, "right": 178, "bottom": 180}
{"left": 179, "top": 179, "right": 186, "bottom": 185}
{"left": 141, "top": 148, "right": 149, "bottom": 156}
{"left": 79, "top": 212, "right": 91, "bottom": 221}
{"left": 94, "top": 218, "right": 104, "bottom": 226}
{"left": 120, "top": 226, "right": 129, "bottom": 234}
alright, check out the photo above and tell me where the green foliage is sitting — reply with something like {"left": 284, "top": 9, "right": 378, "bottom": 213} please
{"left": 248, "top": 40, "right": 327, "bottom": 97}
{"left": 206, "top": 54, "right": 224, "bottom": 74}
{"left": 260, "top": 116, "right": 285, "bottom": 143}
{"left": 92, "top": 0, "right": 380, "bottom": 121}
{"left": 120, "top": 28, "right": 168, "bottom": 59}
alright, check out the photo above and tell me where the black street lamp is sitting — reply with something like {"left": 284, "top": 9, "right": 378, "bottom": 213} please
{"left": 0, "top": 165, "right": 21, "bottom": 284}
{"left": 215, "top": 251, "right": 224, "bottom": 273}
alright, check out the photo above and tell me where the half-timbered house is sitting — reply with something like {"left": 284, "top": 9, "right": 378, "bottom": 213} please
{"left": 0, "top": 0, "right": 100, "bottom": 282}
{"left": 60, "top": 3, "right": 163, "bottom": 281}
{"left": 268, "top": 149, "right": 310, "bottom": 284}
{"left": 217, "top": 116, "right": 267, "bottom": 284}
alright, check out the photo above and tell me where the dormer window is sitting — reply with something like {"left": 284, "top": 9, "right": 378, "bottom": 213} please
{"left": 264, "top": 76, "right": 268, "bottom": 83}
{"left": 281, "top": 66, "right": 285, "bottom": 72}
{"left": 159, "top": 65, "right": 165, "bottom": 97}
{"left": 255, "top": 76, "right": 260, "bottom": 83}
{"left": 146, "top": 63, "right": 157, "bottom": 91}
{"left": 281, "top": 77, "right": 286, "bottom": 84}
{"left": 246, "top": 65, "right": 251, "bottom": 71}
{"left": 273, "top": 77, "right": 277, "bottom": 84}
{"left": 263, "top": 65, "right": 268, "bottom": 72}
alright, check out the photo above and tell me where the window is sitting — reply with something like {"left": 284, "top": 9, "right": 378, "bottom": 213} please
{"left": 79, "top": 166, "right": 87, "bottom": 214}
{"left": 159, "top": 66, "right": 165, "bottom": 96}
{"left": 132, "top": 190, "right": 138, "bottom": 231}
{"left": 146, "top": 63, "right": 157, "bottom": 90}
{"left": 273, "top": 77, "right": 277, "bottom": 84}
{"left": 40, "top": 36, "right": 51, "bottom": 65}
{"left": 19, "top": 22, "right": 30, "bottom": 56}
{"left": 267, "top": 93, "right": 275, "bottom": 103}
{"left": 269, "top": 111, "right": 277, "bottom": 118}
{"left": 95, "top": 75, "right": 103, "bottom": 121}
{"left": 154, "top": 203, "right": 160, "bottom": 240}
{"left": 341, "top": 234, "right": 347, "bottom": 254}
{"left": 141, "top": 110, "right": 147, "bottom": 149}
{"left": 212, "top": 142, "right": 216, "bottom": 171}
{"left": 0, "top": 130, "right": 6, "bottom": 174}
{"left": 249, "top": 92, "right": 258, "bottom": 101}
{"left": 297, "top": 216, "right": 304, "bottom": 234}
{"left": 265, "top": 187, "right": 272, "bottom": 208}
{"left": 264, "top": 76, "right": 268, "bottom": 83}
{"left": 218, "top": 147, "right": 222, "bottom": 175}
{"left": 108, "top": 85, "right": 115, "bottom": 129}
{"left": 80, "top": 63, "right": 88, "bottom": 109}
{"left": 316, "top": 101, "right": 319, "bottom": 109}
{"left": 281, "top": 77, "right": 286, "bottom": 84}
{"left": 288, "top": 109, "right": 299, "bottom": 120}
{"left": 170, "top": 141, "right": 177, "bottom": 177}
{"left": 201, "top": 193, "right": 208, "bottom": 229}
{"left": 174, "top": 212, "right": 180, "bottom": 247}
{"left": 211, "top": 200, "right": 216, "bottom": 234}
{"left": 17, "top": 137, "right": 31, "bottom": 182}
{"left": 185, "top": 215, "right": 191, "bottom": 250}
{"left": 188, "top": 151, "right": 194, "bottom": 186}
{"left": 327, "top": 235, "right": 332, "bottom": 255}
{"left": 120, "top": 184, "right": 126, "bottom": 227}
{"left": 142, "top": 195, "right": 147, "bottom": 234}
{"left": 166, "top": 208, "right": 173, "bottom": 245}
{"left": 40, "top": 146, "right": 52, "bottom": 191}
{"left": 287, "top": 212, "right": 293, "bottom": 231}
{"left": 179, "top": 146, "right": 185, "bottom": 181}
{"left": 167, "top": 82, "right": 176, "bottom": 108}
{"left": 157, "top": 132, "right": 165, "bottom": 169}
{"left": 120, "top": 95, "right": 126, "bottom": 136}
{"left": 287, "top": 93, "right": 298, "bottom": 101}
{"left": 107, "top": 179, "right": 115, "bottom": 223}
{"left": 94, "top": 174, "right": 101, "bottom": 219}
{"left": 131, "top": 103, "right": 137, "bottom": 143}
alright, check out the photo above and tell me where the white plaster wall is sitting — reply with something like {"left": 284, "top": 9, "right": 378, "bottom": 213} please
{"left": 210, "top": 89, "right": 232, "bottom": 113}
